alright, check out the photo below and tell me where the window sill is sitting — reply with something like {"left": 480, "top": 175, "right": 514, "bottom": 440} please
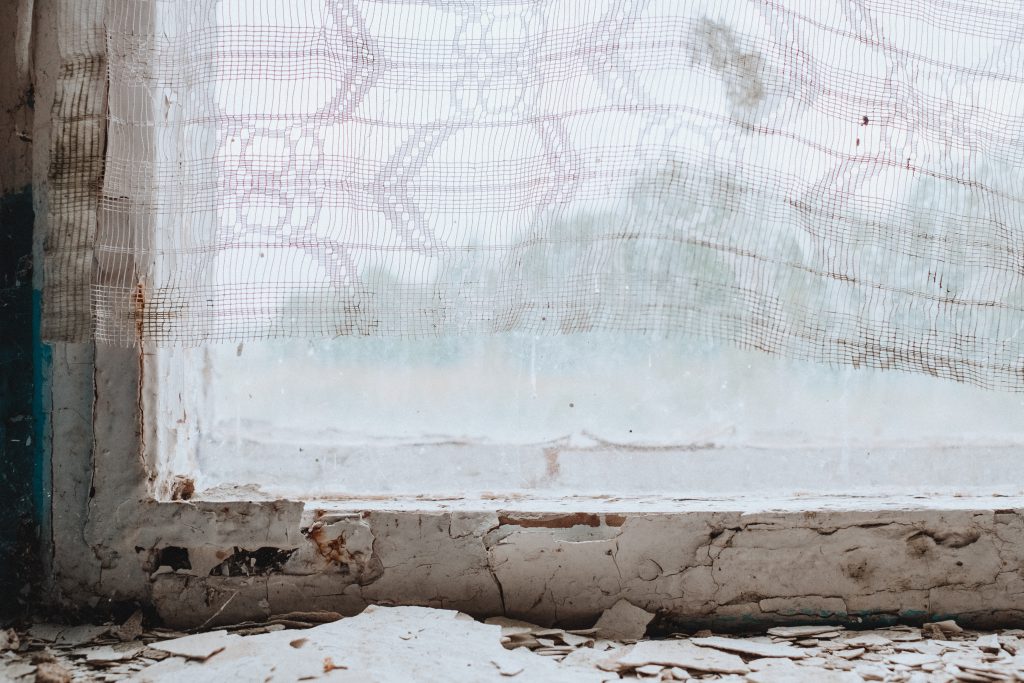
{"left": 143, "top": 493, "right": 1024, "bottom": 630}
{"left": 46, "top": 341, "right": 1024, "bottom": 631}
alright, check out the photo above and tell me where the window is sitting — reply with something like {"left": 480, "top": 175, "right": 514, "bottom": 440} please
{"left": 133, "top": 0, "right": 1024, "bottom": 501}
{"left": 41, "top": 0, "right": 1024, "bottom": 629}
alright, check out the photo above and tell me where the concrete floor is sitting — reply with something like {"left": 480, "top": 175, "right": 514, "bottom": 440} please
{"left": 2, "top": 605, "right": 1022, "bottom": 682}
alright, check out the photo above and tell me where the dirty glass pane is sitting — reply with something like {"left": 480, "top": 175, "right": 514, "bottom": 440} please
{"left": 190, "top": 337, "right": 1024, "bottom": 498}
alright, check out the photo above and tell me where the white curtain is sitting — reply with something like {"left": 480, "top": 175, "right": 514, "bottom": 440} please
{"left": 45, "top": 0, "right": 1024, "bottom": 390}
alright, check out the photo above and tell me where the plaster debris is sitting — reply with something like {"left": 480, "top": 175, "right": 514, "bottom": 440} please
{"left": 767, "top": 625, "right": 846, "bottom": 638}
{"left": 490, "top": 652, "right": 527, "bottom": 676}
{"left": 747, "top": 663, "right": 861, "bottom": 683}
{"left": 487, "top": 616, "right": 586, "bottom": 651}
{"left": 923, "top": 620, "right": 963, "bottom": 638}
{"left": 974, "top": 634, "right": 1000, "bottom": 651}
{"left": 0, "top": 660, "right": 36, "bottom": 679}
{"left": 114, "top": 611, "right": 145, "bottom": 642}
{"left": 611, "top": 640, "right": 749, "bottom": 674}
{"left": 486, "top": 616, "right": 538, "bottom": 637}
{"left": 25, "top": 624, "right": 109, "bottom": 646}
{"left": 0, "top": 628, "right": 19, "bottom": 651}
{"left": 562, "top": 632, "right": 596, "bottom": 647}
{"left": 887, "top": 652, "right": 940, "bottom": 667}
{"left": 33, "top": 661, "right": 72, "bottom": 683}
{"left": 55, "top": 625, "right": 109, "bottom": 647}
{"left": 133, "top": 606, "right": 605, "bottom": 682}
{"left": 841, "top": 633, "right": 892, "bottom": 648}
{"left": 854, "top": 662, "right": 888, "bottom": 679}
{"left": 149, "top": 630, "right": 240, "bottom": 660}
{"left": 83, "top": 641, "right": 146, "bottom": 663}
{"left": 562, "top": 647, "right": 622, "bottom": 669}
{"left": 593, "top": 599, "right": 655, "bottom": 640}
{"left": 690, "top": 636, "right": 806, "bottom": 659}
{"left": 25, "top": 625, "right": 63, "bottom": 643}
{"left": 636, "top": 663, "right": 665, "bottom": 675}
{"left": 8, "top": 610, "right": 1024, "bottom": 682}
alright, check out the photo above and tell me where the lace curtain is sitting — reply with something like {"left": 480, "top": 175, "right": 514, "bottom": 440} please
{"left": 45, "top": 0, "right": 1024, "bottom": 389}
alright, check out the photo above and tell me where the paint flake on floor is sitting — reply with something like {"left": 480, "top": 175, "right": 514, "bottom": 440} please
{"left": 5, "top": 606, "right": 1024, "bottom": 681}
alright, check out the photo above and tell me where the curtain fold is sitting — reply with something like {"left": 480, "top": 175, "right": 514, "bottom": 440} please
{"left": 45, "top": 0, "right": 1024, "bottom": 390}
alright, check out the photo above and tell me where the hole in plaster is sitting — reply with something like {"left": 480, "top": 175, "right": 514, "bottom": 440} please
{"left": 209, "top": 547, "right": 298, "bottom": 577}
{"left": 152, "top": 547, "right": 191, "bottom": 572}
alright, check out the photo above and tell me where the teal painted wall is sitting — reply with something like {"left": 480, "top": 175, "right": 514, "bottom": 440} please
{"left": 0, "top": 186, "right": 36, "bottom": 618}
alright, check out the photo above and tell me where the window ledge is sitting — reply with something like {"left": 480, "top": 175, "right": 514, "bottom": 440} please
{"left": 47, "top": 342, "right": 1024, "bottom": 630}
{"left": 137, "top": 494, "right": 1024, "bottom": 630}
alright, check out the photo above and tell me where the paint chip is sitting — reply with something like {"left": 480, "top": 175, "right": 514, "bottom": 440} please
{"left": 691, "top": 636, "right": 806, "bottom": 659}
{"left": 150, "top": 630, "right": 240, "bottom": 660}
{"left": 612, "top": 640, "right": 749, "bottom": 674}
{"left": 592, "top": 600, "right": 655, "bottom": 640}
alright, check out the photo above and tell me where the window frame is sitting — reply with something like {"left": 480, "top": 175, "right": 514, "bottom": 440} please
{"left": 37, "top": 0, "right": 1024, "bottom": 630}
{"left": 43, "top": 339, "right": 1024, "bottom": 629}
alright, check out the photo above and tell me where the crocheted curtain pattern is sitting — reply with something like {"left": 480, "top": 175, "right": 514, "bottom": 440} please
{"left": 47, "top": 0, "right": 1024, "bottom": 389}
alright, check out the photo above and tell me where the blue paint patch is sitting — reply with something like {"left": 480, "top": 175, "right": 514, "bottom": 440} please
{"left": 32, "top": 288, "right": 51, "bottom": 528}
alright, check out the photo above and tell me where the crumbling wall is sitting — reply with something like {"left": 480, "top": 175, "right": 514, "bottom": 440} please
{"left": 130, "top": 504, "right": 1024, "bottom": 630}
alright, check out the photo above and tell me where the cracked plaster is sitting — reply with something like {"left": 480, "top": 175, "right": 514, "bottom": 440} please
{"left": 129, "top": 506, "right": 1024, "bottom": 630}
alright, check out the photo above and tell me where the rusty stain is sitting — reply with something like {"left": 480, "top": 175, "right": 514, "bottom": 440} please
{"left": 543, "top": 447, "right": 561, "bottom": 481}
{"left": 133, "top": 281, "right": 146, "bottom": 342}
{"left": 323, "top": 657, "right": 347, "bottom": 673}
{"left": 307, "top": 522, "right": 348, "bottom": 564}
{"left": 169, "top": 475, "right": 195, "bottom": 501}
{"left": 303, "top": 523, "right": 384, "bottom": 586}
{"left": 133, "top": 281, "right": 149, "bottom": 482}
{"left": 497, "top": 512, "right": 626, "bottom": 529}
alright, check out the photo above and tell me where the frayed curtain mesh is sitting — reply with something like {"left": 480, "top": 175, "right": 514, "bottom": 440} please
{"left": 46, "top": 0, "right": 1024, "bottom": 389}
{"left": 42, "top": 1, "right": 107, "bottom": 342}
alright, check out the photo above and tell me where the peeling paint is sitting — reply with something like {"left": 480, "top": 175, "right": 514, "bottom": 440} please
{"left": 496, "top": 513, "right": 625, "bottom": 529}
{"left": 290, "top": 516, "right": 383, "bottom": 585}
{"left": 125, "top": 505, "right": 1024, "bottom": 630}
{"left": 209, "top": 547, "right": 297, "bottom": 578}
